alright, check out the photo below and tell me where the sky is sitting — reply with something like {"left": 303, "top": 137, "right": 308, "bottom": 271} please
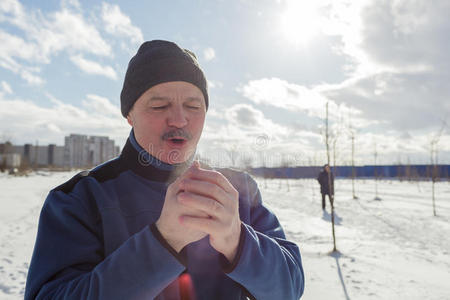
{"left": 1, "top": 0, "right": 449, "bottom": 167}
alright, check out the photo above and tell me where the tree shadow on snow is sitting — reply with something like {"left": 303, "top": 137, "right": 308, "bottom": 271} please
{"left": 322, "top": 210, "right": 342, "bottom": 225}
{"left": 329, "top": 251, "right": 351, "bottom": 300}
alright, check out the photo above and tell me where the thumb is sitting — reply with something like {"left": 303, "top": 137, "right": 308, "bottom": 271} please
{"left": 192, "top": 160, "right": 200, "bottom": 168}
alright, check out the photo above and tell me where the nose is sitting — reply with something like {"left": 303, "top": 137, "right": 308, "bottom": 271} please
{"left": 167, "top": 105, "right": 188, "bottom": 128}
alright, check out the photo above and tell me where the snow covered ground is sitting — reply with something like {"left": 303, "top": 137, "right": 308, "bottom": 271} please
{"left": 259, "top": 177, "right": 450, "bottom": 300}
{"left": 0, "top": 172, "right": 449, "bottom": 299}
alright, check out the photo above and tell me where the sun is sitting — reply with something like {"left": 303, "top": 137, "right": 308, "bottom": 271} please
{"left": 279, "top": 1, "right": 321, "bottom": 46}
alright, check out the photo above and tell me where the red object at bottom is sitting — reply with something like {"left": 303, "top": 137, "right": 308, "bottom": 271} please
{"left": 179, "top": 273, "right": 196, "bottom": 300}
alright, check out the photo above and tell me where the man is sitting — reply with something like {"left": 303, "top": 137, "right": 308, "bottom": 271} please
{"left": 25, "top": 40, "right": 304, "bottom": 300}
{"left": 317, "top": 164, "right": 334, "bottom": 210}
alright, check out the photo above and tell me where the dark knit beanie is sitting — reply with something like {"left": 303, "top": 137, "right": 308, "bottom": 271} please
{"left": 120, "top": 40, "right": 209, "bottom": 117}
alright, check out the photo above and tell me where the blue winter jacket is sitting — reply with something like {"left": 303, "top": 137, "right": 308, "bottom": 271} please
{"left": 25, "top": 132, "right": 304, "bottom": 299}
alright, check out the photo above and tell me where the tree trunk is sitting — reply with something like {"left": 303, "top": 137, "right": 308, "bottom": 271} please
{"left": 325, "top": 102, "right": 337, "bottom": 252}
{"left": 351, "top": 134, "right": 358, "bottom": 199}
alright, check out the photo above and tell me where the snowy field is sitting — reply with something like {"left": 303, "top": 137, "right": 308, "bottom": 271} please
{"left": 0, "top": 171, "right": 449, "bottom": 300}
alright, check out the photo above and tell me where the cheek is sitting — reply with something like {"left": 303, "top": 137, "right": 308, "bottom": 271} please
{"left": 138, "top": 114, "right": 164, "bottom": 130}
{"left": 191, "top": 118, "right": 205, "bottom": 136}
{"left": 133, "top": 115, "right": 166, "bottom": 140}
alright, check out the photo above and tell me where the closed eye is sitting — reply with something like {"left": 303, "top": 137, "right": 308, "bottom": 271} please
{"left": 151, "top": 105, "right": 168, "bottom": 110}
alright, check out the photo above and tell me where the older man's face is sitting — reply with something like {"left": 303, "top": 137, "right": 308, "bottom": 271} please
{"left": 127, "top": 81, "right": 206, "bottom": 164}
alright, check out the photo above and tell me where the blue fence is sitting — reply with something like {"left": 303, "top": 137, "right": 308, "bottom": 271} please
{"left": 250, "top": 165, "right": 450, "bottom": 180}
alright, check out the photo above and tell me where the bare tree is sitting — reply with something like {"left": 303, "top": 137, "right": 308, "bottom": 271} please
{"left": 324, "top": 102, "right": 337, "bottom": 252}
{"left": 241, "top": 153, "right": 254, "bottom": 173}
{"left": 308, "top": 156, "right": 316, "bottom": 202}
{"left": 281, "top": 154, "right": 291, "bottom": 192}
{"left": 0, "top": 132, "right": 13, "bottom": 144}
{"left": 0, "top": 132, "right": 14, "bottom": 171}
{"left": 226, "top": 143, "right": 239, "bottom": 168}
{"left": 429, "top": 121, "right": 447, "bottom": 216}
{"left": 347, "top": 110, "right": 358, "bottom": 200}
{"left": 258, "top": 152, "right": 268, "bottom": 189}
{"left": 330, "top": 111, "right": 343, "bottom": 200}
{"left": 373, "top": 139, "right": 381, "bottom": 200}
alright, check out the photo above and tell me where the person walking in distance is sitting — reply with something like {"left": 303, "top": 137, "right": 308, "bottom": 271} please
{"left": 317, "top": 164, "right": 334, "bottom": 210}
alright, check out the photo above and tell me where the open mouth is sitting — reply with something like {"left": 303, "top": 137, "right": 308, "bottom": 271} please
{"left": 168, "top": 138, "right": 187, "bottom": 146}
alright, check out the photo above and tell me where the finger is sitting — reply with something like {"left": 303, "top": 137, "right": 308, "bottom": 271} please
{"left": 180, "top": 215, "right": 218, "bottom": 235}
{"left": 186, "top": 168, "right": 237, "bottom": 195}
{"left": 173, "top": 163, "right": 201, "bottom": 194}
{"left": 175, "top": 161, "right": 202, "bottom": 187}
{"left": 180, "top": 179, "right": 229, "bottom": 204}
{"left": 167, "top": 176, "right": 184, "bottom": 195}
{"left": 178, "top": 192, "right": 224, "bottom": 217}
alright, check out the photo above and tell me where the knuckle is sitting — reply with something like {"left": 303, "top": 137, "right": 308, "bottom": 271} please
{"left": 206, "top": 170, "right": 219, "bottom": 181}
{"left": 212, "top": 184, "right": 221, "bottom": 196}
{"left": 209, "top": 199, "right": 221, "bottom": 212}
{"left": 175, "top": 193, "right": 182, "bottom": 203}
{"left": 176, "top": 192, "right": 186, "bottom": 203}
{"left": 212, "top": 171, "right": 223, "bottom": 181}
{"left": 180, "top": 179, "right": 188, "bottom": 189}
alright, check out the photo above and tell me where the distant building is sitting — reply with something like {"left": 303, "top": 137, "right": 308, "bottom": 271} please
{"left": 0, "top": 142, "right": 21, "bottom": 168}
{"left": 0, "top": 153, "right": 21, "bottom": 168}
{"left": 0, "top": 141, "right": 13, "bottom": 154}
{"left": 64, "top": 134, "right": 120, "bottom": 168}
{"left": 12, "top": 143, "right": 65, "bottom": 167}
{"left": 0, "top": 134, "right": 121, "bottom": 169}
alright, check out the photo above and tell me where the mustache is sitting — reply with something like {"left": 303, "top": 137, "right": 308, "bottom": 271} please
{"left": 161, "top": 129, "right": 192, "bottom": 140}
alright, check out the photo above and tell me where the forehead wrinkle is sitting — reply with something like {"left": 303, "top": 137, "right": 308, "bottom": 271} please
{"left": 149, "top": 96, "right": 171, "bottom": 102}
{"left": 186, "top": 97, "right": 203, "bottom": 103}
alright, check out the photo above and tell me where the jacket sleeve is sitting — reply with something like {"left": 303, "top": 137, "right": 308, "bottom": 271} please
{"left": 317, "top": 172, "right": 323, "bottom": 185}
{"left": 225, "top": 174, "right": 304, "bottom": 300}
{"left": 25, "top": 190, "right": 185, "bottom": 300}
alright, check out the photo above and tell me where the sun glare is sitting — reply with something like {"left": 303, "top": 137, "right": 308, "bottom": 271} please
{"left": 280, "top": 1, "right": 321, "bottom": 46}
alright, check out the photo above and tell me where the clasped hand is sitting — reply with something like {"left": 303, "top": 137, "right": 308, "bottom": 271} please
{"left": 156, "top": 161, "right": 241, "bottom": 262}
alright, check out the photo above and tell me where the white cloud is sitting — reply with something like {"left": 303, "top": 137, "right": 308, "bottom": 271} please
{"left": 70, "top": 55, "right": 117, "bottom": 80}
{"left": 0, "top": 30, "right": 38, "bottom": 61}
{"left": 319, "top": 0, "right": 450, "bottom": 76}
{"left": 1, "top": 1, "right": 112, "bottom": 61}
{"left": 200, "top": 104, "right": 323, "bottom": 167}
{"left": 101, "top": 3, "right": 143, "bottom": 48}
{"left": 0, "top": 0, "right": 112, "bottom": 84}
{"left": 203, "top": 47, "right": 216, "bottom": 61}
{"left": 199, "top": 103, "right": 298, "bottom": 162}
{"left": 320, "top": 71, "right": 450, "bottom": 132}
{"left": 226, "top": 104, "right": 265, "bottom": 128}
{"left": 359, "top": 0, "right": 450, "bottom": 71}
{"left": 0, "top": 92, "right": 129, "bottom": 145}
{"left": 0, "top": 0, "right": 26, "bottom": 27}
{"left": 82, "top": 94, "right": 122, "bottom": 117}
{"left": 0, "top": 30, "right": 45, "bottom": 85}
{"left": 1, "top": 81, "right": 13, "bottom": 95}
{"left": 37, "top": 8, "right": 112, "bottom": 59}
{"left": 208, "top": 80, "right": 223, "bottom": 89}
{"left": 238, "top": 77, "right": 326, "bottom": 116}
{"left": 225, "top": 103, "right": 291, "bottom": 140}
{"left": 237, "top": 77, "right": 369, "bottom": 128}
{"left": 61, "top": 0, "right": 81, "bottom": 10}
